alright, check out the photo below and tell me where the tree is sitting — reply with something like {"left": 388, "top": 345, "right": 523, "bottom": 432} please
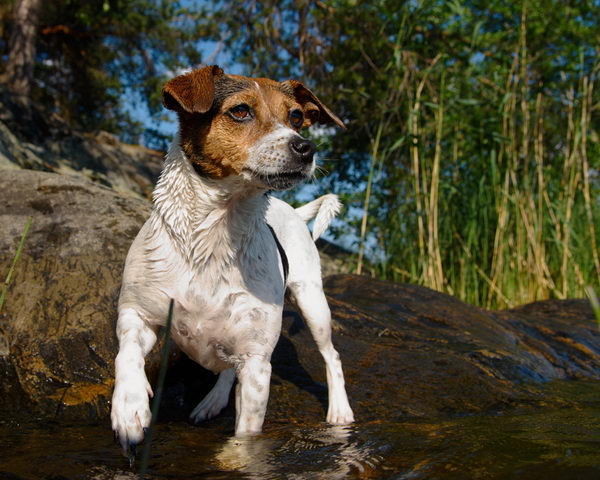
{"left": 0, "top": 0, "right": 215, "bottom": 140}
{"left": 5, "top": 0, "right": 41, "bottom": 100}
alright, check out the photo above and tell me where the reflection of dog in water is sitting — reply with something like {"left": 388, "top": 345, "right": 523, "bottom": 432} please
{"left": 110, "top": 65, "right": 354, "bottom": 455}
{"left": 216, "top": 425, "right": 381, "bottom": 479}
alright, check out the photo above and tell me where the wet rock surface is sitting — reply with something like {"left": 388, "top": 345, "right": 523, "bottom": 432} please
{"left": 271, "top": 275, "right": 600, "bottom": 423}
{"left": 1, "top": 170, "right": 600, "bottom": 426}
{"left": 0, "top": 170, "right": 151, "bottom": 420}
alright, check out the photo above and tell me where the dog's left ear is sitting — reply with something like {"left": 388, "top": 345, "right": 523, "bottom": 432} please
{"left": 162, "top": 65, "right": 224, "bottom": 114}
{"left": 283, "top": 80, "right": 346, "bottom": 130}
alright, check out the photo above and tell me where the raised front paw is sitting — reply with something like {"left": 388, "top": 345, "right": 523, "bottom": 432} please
{"left": 111, "top": 378, "right": 153, "bottom": 456}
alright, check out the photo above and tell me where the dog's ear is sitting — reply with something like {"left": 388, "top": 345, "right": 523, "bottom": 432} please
{"left": 162, "top": 65, "right": 224, "bottom": 114}
{"left": 283, "top": 80, "right": 345, "bottom": 129}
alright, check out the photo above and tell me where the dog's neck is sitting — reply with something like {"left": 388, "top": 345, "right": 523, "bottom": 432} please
{"left": 151, "top": 138, "right": 268, "bottom": 274}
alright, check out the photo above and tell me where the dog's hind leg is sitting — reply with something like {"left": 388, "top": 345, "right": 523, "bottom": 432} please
{"left": 189, "top": 368, "right": 235, "bottom": 424}
{"left": 289, "top": 281, "right": 355, "bottom": 425}
{"left": 111, "top": 307, "right": 158, "bottom": 455}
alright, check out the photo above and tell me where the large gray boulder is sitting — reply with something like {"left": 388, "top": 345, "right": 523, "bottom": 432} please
{"left": 0, "top": 170, "right": 151, "bottom": 419}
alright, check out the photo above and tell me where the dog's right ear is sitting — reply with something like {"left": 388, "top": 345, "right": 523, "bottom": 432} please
{"left": 162, "top": 65, "right": 224, "bottom": 114}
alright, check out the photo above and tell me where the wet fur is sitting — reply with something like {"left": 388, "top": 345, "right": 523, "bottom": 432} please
{"left": 111, "top": 65, "right": 354, "bottom": 456}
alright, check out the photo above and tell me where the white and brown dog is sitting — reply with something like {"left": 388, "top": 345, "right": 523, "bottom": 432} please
{"left": 110, "top": 65, "right": 354, "bottom": 454}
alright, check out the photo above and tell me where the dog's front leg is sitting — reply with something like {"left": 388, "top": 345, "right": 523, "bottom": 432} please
{"left": 234, "top": 355, "right": 272, "bottom": 435}
{"left": 111, "top": 307, "right": 158, "bottom": 454}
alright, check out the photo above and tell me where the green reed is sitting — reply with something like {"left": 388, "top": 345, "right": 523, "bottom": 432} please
{"left": 0, "top": 216, "right": 32, "bottom": 315}
{"left": 354, "top": 6, "right": 599, "bottom": 308}
{"left": 138, "top": 298, "right": 174, "bottom": 478}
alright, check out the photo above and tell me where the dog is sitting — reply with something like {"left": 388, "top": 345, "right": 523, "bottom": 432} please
{"left": 110, "top": 65, "right": 354, "bottom": 454}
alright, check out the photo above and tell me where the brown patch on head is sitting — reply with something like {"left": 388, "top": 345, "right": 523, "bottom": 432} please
{"left": 162, "top": 67, "right": 344, "bottom": 179}
{"left": 162, "top": 67, "right": 252, "bottom": 178}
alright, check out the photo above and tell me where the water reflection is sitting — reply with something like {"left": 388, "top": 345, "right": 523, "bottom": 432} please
{"left": 3, "top": 382, "right": 600, "bottom": 480}
{"left": 216, "top": 424, "right": 382, "bottom": 479}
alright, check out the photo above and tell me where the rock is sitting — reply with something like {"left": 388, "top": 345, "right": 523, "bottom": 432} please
{"left": 2, "top": 170, "right": 599, "bottom": 425}
{"left": 0, "top": 93, "right": 163, "bottom": 199}
{"left": 0, "top": 169, "right": 151, "bottom": 420}
{"left": 268, "top": 275, "right": 600, "bottom": 422}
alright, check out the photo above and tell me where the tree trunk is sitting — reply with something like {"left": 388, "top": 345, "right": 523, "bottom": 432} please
{"left": 5, "top": 0, "right": 42, "bottom": 100}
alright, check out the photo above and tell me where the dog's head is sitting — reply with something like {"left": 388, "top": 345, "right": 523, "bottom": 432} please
{"left": 162, "top": 65, "right": 344, "bottom": 190}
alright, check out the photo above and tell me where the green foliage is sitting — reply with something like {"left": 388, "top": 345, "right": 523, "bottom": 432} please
{"left": 0, "top": 216, "right": 32, "bottom": 315}
{"left": 1, "top": 0, "right": 214, "bottom": 135}
{"left": 585, "top": 286, "right": 600, "bottom": 329}
{"left": 213, "top": 0, "right": 600, "bottom": 307}
{"left": 139, "top": 298, "right": 174, "bottom": 475}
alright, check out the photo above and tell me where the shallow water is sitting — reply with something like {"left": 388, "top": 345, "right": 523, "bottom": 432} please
{"left": 2, "top": 382, "right": 600, "bottom": 480}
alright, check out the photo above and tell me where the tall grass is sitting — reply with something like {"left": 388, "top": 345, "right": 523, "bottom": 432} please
{"left": 354, "top": 7, "right": 599, "bottom": 309}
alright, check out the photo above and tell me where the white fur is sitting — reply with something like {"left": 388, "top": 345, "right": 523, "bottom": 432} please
{"left": 111, "top": 138, "right": 353, "bottom": 453}
{"left": 244, "top": 126, "right": 313, "bottom": 175}
{"left": 295, "top": 193, "right": 342, "bottom": 240}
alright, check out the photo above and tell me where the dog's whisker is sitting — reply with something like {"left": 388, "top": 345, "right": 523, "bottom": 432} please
{"left": 314, "top": 166, "right": 329, "bottom": 178}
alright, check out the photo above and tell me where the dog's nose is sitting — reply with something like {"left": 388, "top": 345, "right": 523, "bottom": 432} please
{"left": 289, "top": 137, "right": 316, "bottom": 164}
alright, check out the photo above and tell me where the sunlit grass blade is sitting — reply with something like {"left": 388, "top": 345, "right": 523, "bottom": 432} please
{"left": 0, "top": 216, "right": 33, "bottom": 315}
{"left": 584, "top": 286, "right": 600, "bottom": 330}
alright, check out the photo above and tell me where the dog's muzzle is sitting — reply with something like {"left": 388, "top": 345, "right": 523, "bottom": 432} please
{"left": 244, "top": 133, "right": 317, "bottom": 190}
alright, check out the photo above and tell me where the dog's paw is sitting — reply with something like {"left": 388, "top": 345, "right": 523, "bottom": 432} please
{"left": 111, "top": 379, "right": 152, "bottom": 455}
{"left": 189, "top": 387, "right": 230, "bottom": 424}
{"left": 326, "top": 402, "right": 355, "bottom": 426}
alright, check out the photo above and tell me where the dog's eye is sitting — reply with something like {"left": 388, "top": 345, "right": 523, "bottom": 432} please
{"left": 289, "top": 109, "right": 304, "bottom": 129}
{"left": 229, "top": 104, "right": 252, "bottom": 121}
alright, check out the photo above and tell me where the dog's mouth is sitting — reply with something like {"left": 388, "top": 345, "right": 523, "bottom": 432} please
{"left": 248, "top": 169, "right": 310, "bottom": 190}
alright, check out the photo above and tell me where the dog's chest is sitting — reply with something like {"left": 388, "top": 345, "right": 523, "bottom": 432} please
{"left": 136, "top": 173, "right": 286, "bottom": 372}
{"left": 163, "top": 244, "right": 284, "bottom": 373}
